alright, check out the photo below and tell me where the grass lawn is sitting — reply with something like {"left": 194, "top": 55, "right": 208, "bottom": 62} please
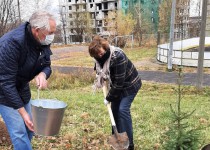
{"left": 1, "top": 45, "right": 210, "bottom": 149}
{"left": 51, "top": 46, "right": 157, "bottom": 68}
{"left": 51, "top": 45, "right": 210, "bottom": 73}
{"left": 27, "top": 82, "right": 210, "bottom": 150}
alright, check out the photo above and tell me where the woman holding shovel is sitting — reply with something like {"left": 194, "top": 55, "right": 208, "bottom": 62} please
{"left": 89, "top": 36, "right": 142, "bottom": 150}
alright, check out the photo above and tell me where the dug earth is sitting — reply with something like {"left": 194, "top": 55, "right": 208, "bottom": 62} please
{"left": 0, "top": 119, "right": 11, "bottom": 146}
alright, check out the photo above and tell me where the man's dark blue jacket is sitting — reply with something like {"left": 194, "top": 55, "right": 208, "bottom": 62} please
{"left": 0, "top": 22, "right": 52, "bottom": 109}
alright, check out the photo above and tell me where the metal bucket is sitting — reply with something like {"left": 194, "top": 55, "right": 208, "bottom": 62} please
{"left": 31, "top": 99, "right": 67, "bottom": 136}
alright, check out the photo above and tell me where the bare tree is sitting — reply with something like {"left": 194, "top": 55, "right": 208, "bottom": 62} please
{"left": 158, "top": 0, "right": 174, "bottom": 45}
{"left": 53, "top": 24, "right": 63, "bottom": 43}
{"left": 104, "top": 10, "right": 117, "bottom": 39}
{"left": 133, "top": 2, "right": 154, "bottom": 46}
{"left": 17, "top": 0, "right": 21, "bottom": 23}
{"left": 59, "top": 6, "right": 67, "bottom": 44}
{"left": 158, "top": 0, "right": 172, "bottom": 34}
{"left": 19, "top": 0, "right": 59, "bottom": 21}
{"left": 188, "top": 0, "right": 201, "bottom": 38}
{"left": 159, "top": 0, "right": 193, "bottom": 43}
{"left": 104, "top": 10, "right": 135, "bottom": 47}
{"left": 73, "top": 11, "right": 92, "bottom": 43}
{"left": 0, "top": 0, "right": 20, "bottom": 37}
{"left": 133, "top": 3, "right": 142, "bottom": 46}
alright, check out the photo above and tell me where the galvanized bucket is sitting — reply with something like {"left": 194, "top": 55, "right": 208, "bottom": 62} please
{"left": 31, "top": 99, "right": 67, "bottom": 136}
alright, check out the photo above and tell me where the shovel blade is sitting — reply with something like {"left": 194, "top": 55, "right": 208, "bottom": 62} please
{"left": 108, "top": 132, "right": 129, "bottom": 150}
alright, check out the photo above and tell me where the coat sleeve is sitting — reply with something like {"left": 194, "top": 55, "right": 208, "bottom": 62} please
{"left": 41, "top": 47, "right": 52, "bottom": 79}
{"left": 0, "top": 40, "right": 25, "bottom": 109}
{"left": 106, "top": 52, "right": 127, "bottom": 102}
{"left": 42, "top": 66, "right": 52, "bottom": 79}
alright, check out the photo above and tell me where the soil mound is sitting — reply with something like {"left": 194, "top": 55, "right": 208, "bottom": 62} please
{"left": 0, "top": 120, "right": 11, "bottom": 146}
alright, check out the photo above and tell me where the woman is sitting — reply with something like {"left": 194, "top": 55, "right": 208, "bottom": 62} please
{"left": 89, "top": 36, "right": 142, "bottom": 150}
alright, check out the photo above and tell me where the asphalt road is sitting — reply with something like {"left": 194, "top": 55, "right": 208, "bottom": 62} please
{"left": 52, "top": 66, "right": 210, "bottom": 86}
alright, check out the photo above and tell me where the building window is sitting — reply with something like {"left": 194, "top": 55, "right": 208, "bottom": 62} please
{"left": 69, "top": 14, "right": 72, "bottom": 18}
{"left": 91, "top": 13, "right": 95, "bottom": 19}
{"left": 91, "top": 20, "right": 94, "bottom": 26}
{"left": 76, "top": 5, "right": 79, "bottom": 11}
{"left": 104, "top": 3, "right": 108, "bottom": 9}
{"left": 83, "top": 5, "right": 86, "bottom": 10}
{"left": 90, "top": 4, "right": 93, "bottom": 8}
{"left": 69, "top": 6, "right": 72, "bottom": 10}
{"left": 151, "top": 17, "right": 154, "bottom": 23}
{"left": 104, "top": 21, "right": 108, "bottom": 26}
{"left": 96, "top": 3, "right": 102, "bottom": 10}
{"left": 115, "top": 2, "right": 117, "bottom": 8}
{"left": 68, "top": 0, "right": 71, "bottom": 2}
{"left": 151, "top": 8, "right": 154, "bottom": 14}
{"left": 98, "top": 20, "right": 102, "bottom": 26}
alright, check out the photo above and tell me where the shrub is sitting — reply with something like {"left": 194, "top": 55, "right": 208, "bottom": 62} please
{"left": 160, "top": 67, "right": 206, "bottom": 150}
{"left": 30, "top": 70, "right": 95, "bottom": 90}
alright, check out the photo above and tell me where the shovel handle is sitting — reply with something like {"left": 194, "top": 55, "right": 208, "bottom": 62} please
{"left": 102, "top": 82, "right": 108, "bottom": 98}
{"left": 102, "top": 81, "right": 116, "bottom": 127}
{"left": 107, "top": 103, "right": 116, "bottom": 126}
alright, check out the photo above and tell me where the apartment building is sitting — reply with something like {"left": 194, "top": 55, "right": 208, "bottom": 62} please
{"left": 60, "top": 0, "right": 120, "bottom": 43}
{"left": 174, "top": 0, "right": 190, "bottom": 40}
{"left": 188, "top": 16, "right": 201, "bottom": 38}
{"left": 59, "top": 0, "right": 201, "bottom": 44}
{"left": 121, "top": 0, "right": 160, "bottom": 33}
{"left": 191, "top": 0, "right": 210, "bottom": 37}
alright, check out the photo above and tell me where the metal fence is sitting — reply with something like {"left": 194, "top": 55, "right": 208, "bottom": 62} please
{"left": 157, "top": 46, "right": 210, "bottom": 67}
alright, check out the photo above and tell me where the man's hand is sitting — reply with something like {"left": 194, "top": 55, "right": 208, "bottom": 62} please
{"left": 18, "top": 107, "right": 34, "bottom": 132}
{"left": 35, "top": 72, "right": 47, "bottom": 89}
{"left": 104, "top": 99, "right": 109, "bottom": 105}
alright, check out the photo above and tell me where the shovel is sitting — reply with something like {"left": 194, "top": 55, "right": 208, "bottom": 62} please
{"left": 102, "top": 81, "right": 129, "bottom": 150}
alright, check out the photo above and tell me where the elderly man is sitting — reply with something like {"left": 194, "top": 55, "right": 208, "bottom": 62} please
{"left": 0, "top": 10, "right": 56, "bottom": 150}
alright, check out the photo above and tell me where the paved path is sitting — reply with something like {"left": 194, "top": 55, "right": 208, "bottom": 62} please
{"left": 52, "top": 66, "right": 210, "bottom": 86}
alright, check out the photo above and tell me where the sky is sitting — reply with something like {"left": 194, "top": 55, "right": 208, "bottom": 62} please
{"left": 19, "top": 0, "right": 60, "bottom": 23}
{"left": 18, "top": 0, "right": 201, "bottom": 24}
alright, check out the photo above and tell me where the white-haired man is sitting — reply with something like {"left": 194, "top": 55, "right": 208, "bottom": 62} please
{"left": 0, "top": 10, "right": 56, "bottom": 149}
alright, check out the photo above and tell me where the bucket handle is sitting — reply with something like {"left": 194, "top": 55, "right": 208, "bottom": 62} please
{"left": 37, "top": 89, "right": 40, "bottom": 100}
{"left": 37, "top": 88, "right": 57, "bottom": 100}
